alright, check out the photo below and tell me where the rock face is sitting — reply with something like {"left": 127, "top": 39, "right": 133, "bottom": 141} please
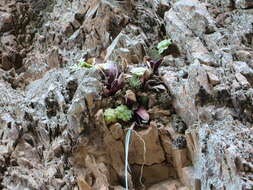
{"left": 0, "top": 0, "right": 252, "bottom": 190}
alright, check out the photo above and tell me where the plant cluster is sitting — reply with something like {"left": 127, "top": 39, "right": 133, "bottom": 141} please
{"left": 101, "top": 39, "right": 172, "bottom": 189}
{"left": 101, "top": 39, "right": 172, "bottom": 127}
{"left": 99, "top": 63, "right": 124, "bottom": 96}
{"left": 104, "top": 105, "right": 133, "bottom": 124}
{"left": 128, "top": 75, "right": 142, "bottom": 89}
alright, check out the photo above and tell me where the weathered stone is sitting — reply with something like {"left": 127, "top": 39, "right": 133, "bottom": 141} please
{"left": 163, "top": 61, "right": 211, "bottom": 126}
{"left": 235, "top": 72, "right": 250, "bottom": 88}
{"left": 105, "top": 26, "right": 146, "bottom": 63}
{"left": 68, "top": 74, "right": 102, "bottom": 133}
{"left": 104, "top": 132, "right": 125, "bottom": 176}
{"left": 186, "top": 38, "right": 217, "bottom": 66}
{"left": 47, "top": 47, "right": 62, "bottom": 68}
{"left": 164, "top": 0, "right": 217, "bottom": 66}
{"left": 0, "top": 12, "right": 13, "bottom": 33}
{"left": 160, "top": 132, "right": 174, "bottom": 164}
{"left": 71, "top": 19, "right": 81, "bottom": 30}
{"left": 207, "top": 71, "right": 220, "bottom": 85}
{"left": 128, "top": 123, "right": 165, "bottom": 165}
{"left": 132, "top": 163, "right": 177, "bottom": 186}
{"left": 232, "top": 79, "right": 241, "bottom": 90}
{"left": 177, "top": 166, "right": 195, "bottom": 187}
{"left": 172, "top": 148, "right": 191, "bottom": 169}
{"left": 0, "top": 0, "right": 252, "bottom": 189}
{"left": 148, "top": 179, "right": 182, "bottom": 190}
{"left": 77, "top": 176, "right": 92, "bottom": 190}
{"left": 235, "top": 0, "right": 253, "bottom": 9}
{"left": 62, "top": 22, "right": 74, "bottom": 37}
{"left": 110, "top": 123, "right": 124, "bottom": 140}
{"left": 1, "top": 52, "right": 13, "bottom": 70}
{"left": 233, "top": 61, "right": 253, "bottom": 76}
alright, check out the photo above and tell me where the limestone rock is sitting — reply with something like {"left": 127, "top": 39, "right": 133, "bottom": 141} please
{"left": 77, "top": 176, "right": 92, "bottom": 190}
{"left": 128, "top": 123, "right": 166, "bottom": 165}
{"left": 0, "top": 12, "right": 13, "bottom": 33}
{"left": 105, "top": 25, "right": 147, "bottom": 63}
{"left": 207, "top": 71, "right": 220, "bottom": 86}
{"left": 235, "top": 72, "right": 250, "bottom": 88}
{"left": 235, "top": 0, "right": 253, "bottom": 9}
{"left": 148, "top": 179, "right": 183, "bottom": 190}
{"left": 110, "top": 123, "right": 124, "bottom": 140}
{"left": 132, "top": 163, "right": 177, "bottom": 186}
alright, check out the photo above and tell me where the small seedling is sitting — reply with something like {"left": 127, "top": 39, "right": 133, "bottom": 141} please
{"left": 78, "top": 58, "right": 93, "bottom": 68}
{"left": 157, "top": 39, "right": 172, "bottom": 54}
{"left": 70, "top": 58, "right": 93, "bottom": 71}
{"left": 128, "top": 75, "right": 142, "bottom": 89}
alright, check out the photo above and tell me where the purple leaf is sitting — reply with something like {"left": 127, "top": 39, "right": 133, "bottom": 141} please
{"left": 147, "top": 58, "right": 163, "bottom": 74}
{"left": 104, "top": 70, "right": 124, "bottom": 96}
{"left": 105, "top": 63, "right": 119, "bottom": 85}
{"left": 135, "top": 107, "right": 149, "bottom": 123}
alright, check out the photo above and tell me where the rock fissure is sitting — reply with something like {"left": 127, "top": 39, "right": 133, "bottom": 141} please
{"left": 0, "top": 0, "right": 252, "bottom": 190}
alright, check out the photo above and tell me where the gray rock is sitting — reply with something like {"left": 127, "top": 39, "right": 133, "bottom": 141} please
{"left": 105, "top": 25, "right": 147, "bottom": 63}
{"left": 233, "top": 61, "right": 253, "bottom": 76}
{"left": 164, "top": 0, "right": 218, "bottom": 66}
{"left": 68, "top": 75, "right": 102, "bottom": 134}
{"left": 235, "top": 0, "right": 253, "bottom": 9}
{"left": 0, "top": 12, "right": 13, "bottom": 33}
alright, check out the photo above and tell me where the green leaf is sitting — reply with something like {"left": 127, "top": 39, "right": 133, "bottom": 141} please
{"left": 115, "top": 105, "right": 133, "bottom": 122}
{"left": 157, "top": 39, "right": 172, "bottom": 54}
{"left": 104, "top": 108, "right": 117, "bottom": 124}
{"left": 130, "top": 67, "right": 148, "bottom": 76}
{"left": 128, "top": 76, "right": 142, "bottom": 89}
{"left": 78, "top": 58, "right": 93, "bottom": 68}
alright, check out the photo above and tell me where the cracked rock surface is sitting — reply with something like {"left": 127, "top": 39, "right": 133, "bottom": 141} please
{"left": 0, "top": 0, "right": 252, "bottom": 190}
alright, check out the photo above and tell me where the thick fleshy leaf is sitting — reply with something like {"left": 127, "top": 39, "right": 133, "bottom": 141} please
{"left": 130, "top": 67, "right": 148, "bottom": 76}
{"left": 106, "top": 63, "right": 119, "bottom": 85}
{"left": 105, "top": 72, "right": 124, "bottom": 95}
{"left": 135, "top": 107, "right": 149, "bottom": 122}
{"left": 100, "top": 63, "right": 125, "bottom": 96}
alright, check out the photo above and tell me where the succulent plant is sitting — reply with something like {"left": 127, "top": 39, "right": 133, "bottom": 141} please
{"left": 100, "top": 63, "right": 124, "bottom": 96}
{"left": 115, "top": 105, "right": 133, "bottom": 122}
{"left": 104, "top": 108, "right": 117, "bottom": 124}
{"left": 128, "top": 75, "right": 142, "bottom": 89}
{"left": 104, "top": 105, "right": 133, "bottom": 124}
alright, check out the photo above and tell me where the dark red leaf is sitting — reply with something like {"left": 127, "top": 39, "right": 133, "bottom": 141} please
{"left": 135, "top": 107, "right": 149, "bottom": 122}
{"left": 105, "top": 72, "right": 124, "bottom": 95}
{"left": 147, "top": 58, "right": 163, "bottom": 74}
{"left": 104, "top": 63, "right": 118, "bottom": 85}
